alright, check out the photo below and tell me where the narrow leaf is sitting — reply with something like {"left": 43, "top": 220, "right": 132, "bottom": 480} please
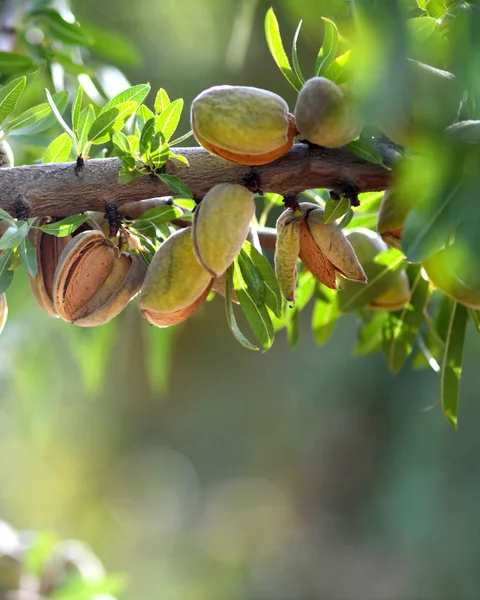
{"left": 37, "top": 214, "right": 89, "bottom": 237}
{"left": 441, "top": 301, "right": 468, "bottom": 429}
{"left": 135, "top": 104, "right": 155, "bottom": 135}
{"left": 98, "top": 83, "right": 150, "bottom": 116}
{"left": 4, "top": 103, "right": 51, "bottom": 134}
{"left": 155, "top": 98, "right": 183, "bottom": 141}
{"left": 88, "top": 101, "right": 137, "bottom": 144}
{"left": 0, "top": 250, "right": 13, "bottom": 293}
{"left": 8, "top": 90, "right": 69, "bottom": 136}
{"left": 71, "top": 84, "right": 83, "bottom": 136}
{"left": 0, "top": 52, "right": 36, "bottom": 74}
{"left": 0, "top": 76, "right": 26, "bottom": 126}
{"left": 312, "top": 287, "right": 338, "bottom": 345}
{"left": 225, "top": 264, "right": 259, "bottom": 350}
{"left": 286, "top": 307, "right": 300, "bottom": 348}
{"left": 45, "top": 88, "right": 76, "bottom": 142}
{"left": 0, "top": 222, "right": 28, "bottom": 250}
{"left": 242, "top": 241, "right": 283, "bottom": 318}
{"left": 382, "top": 264, "right": 430, "bottom": 374}
{"left": 112, "top": 130, "right": 132, "bottom": 155}
{"left": 323, "top": 195, "right": 350, "bottom": 224}
{"left": 154, "top": 88, "right": 171, "bottom": 113}
{"left": 170, "top": 130, "right": 194, "bottom": 146}
{"left": 77, "top": 104, "right": 95, "bottom": 155}
{"left": 291, "top": 20, "right": 305, "bottom": 86}
{"left": 264, "top": 8, "right": 302, "bottom": 92}
{"left": 315, "top": 17, "right": 339, "bottom": 77}
{"left": 43, "top": 132, "right": 72, "bottom": 163}
{"left": 237, "top": 251, "right": 266, "bottom": 308}
{"left": 18, "top": 237, "right": 37, "bottom": 277}
{"left": 0, "top": 208, "right": 15, "bottom": 224}
{"left": 157, "top": 174, "right": 193, "bottom": 198}
{"left": 347, "top": 139, "right": 385, "bottom": 166}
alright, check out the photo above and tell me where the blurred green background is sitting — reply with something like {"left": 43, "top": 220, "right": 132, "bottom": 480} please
{"left": 2, "top": 1, "right": 480, "bottom": 598}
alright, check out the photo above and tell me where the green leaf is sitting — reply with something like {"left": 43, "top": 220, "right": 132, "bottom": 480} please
{"left": 4, "top": 102, "right": 52, "bottom": 134}
{"left": 441, "top": 301, "right": 468, "bottom": 429}
{"left": 144, "top": 324, "right": 176, "bottom": 395}
{"left": 426, "top": 0, "right": 447, "bottom": 18}
{"left": 88, "top": 101, "right": 137, "bottom": 144}
{"left": 291, "top": 20, "right": 305, "bottom": 86}
{"left": 77, "top": 104, "right": 95, "bottom": 155}
{"left": 323, "top": 50, "right": 352, "bottom": 84}
{"left": 286, "top": 307, "right": 300, "bottom": 348}
{"left": 157, "top": 174, "right": 193, "bottom": 198}
{"left": 35, "top": 9, "right": 94, "bottom": 45}
{"left": 339, "top": 249, "right": 405, "bottom": 312}
{"left": 315, "top": 17, "right": 339, "bottom": 77}
{"left": 45, "top": 88, "right": 76, "bottom": 142}
{"left": 170, "top": 129, "right": 193, "bottom": 147}
{"left": 135, "top": 104, "right": 155, "bottom": 135}
{"left": 0, "top": 208, "right": 15, "bottom": 224}
{"left": 237, "top": 250, "right": 266, "bottom": 307}
{"left": 0, "top": 249, "right": 13, "bottom": 293}
{"left": 0, "top": 52, "right": 36, "bottom": 74}
{"left": 71, "top": 84, "right": 83, "bottom": 136}
{"left": 139, "top": 117, "right": 156, "bottom": 155}
{"left": 0, "top": 76, "right": 26, "bottom": 126}
{"left": 168, "top": 151, "right": 189, "bottom": 166}
{"left": 347, "top": 139, "right": 385, "bottom": 166}
{"left": 51, "top": 51, "right": 94, "bottom": 76}
{"left": 335, "top": 206, "right": 354, "bottom": 230}
{"left": 225, "top": 264, "right": 259, "bottom": 351}
{"left": 37, "top": 214, "right": 89, "bottom": 237}
{"left": 382, "top": 264, "right": 431, "bottom": 374}
{"left": 98, "top": 83, "right": 151, "bottom": 116}
{"left": 135, "top": 205, "right": 182, "bottom": 225}
{"left": 264, "top": 8, "right": 302, "bottom": 92}
{"left": 0, "top": 222, "right": 28, "bottom": 250}
{"left": 354, "top": 312, "right": 389, "bottom": 355}
{"left": 18, "top": 237, "right": 37, "bottom": 277}
{"left": 242, "top": 241, "right": 283, "bottom": 318}
{"left": 234, "top": 259, "right": 274, "bottom": 350}
{"left": 155, "top": 98, "right": 183, "bottom": 141}
{"left": 312, "top": 286, "right": 338, "bottom": 345}
{"left": 323, "top": 195, "right": 350, "bottom": 224}
{"left": 154, "top": 88, "right": 171, "bottom": 113}
{"left": 43, "top": 132, "right": 72, "bottom": 163}
{"left": 8, "top": 90, "right": 69, "bottom": 136}
{"left": 112, "top": 130, "right": 132, "bottom": 155}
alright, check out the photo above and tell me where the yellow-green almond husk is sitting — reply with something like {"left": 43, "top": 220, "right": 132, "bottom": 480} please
{"left": 0, "top": 293, "right": 7, "bottom": 335}
{"left": 140, "top": 227, "right": 213, "bottom": 321}
{"left": 193, "top": 183, "right": 255, "bottom": 278}
{"left": 0, "top": 139, "right": 14, "bottom": 167}
{"left": 275, "top": 209, "right": 301, "bottom": 302}
{"left": 422, "top": 243, "right": 480, "bottom": 309}
{"left": 53, "top": 230, "right": 140, "bottom": 325}
{"left": 294, "top": 77, "right": 362, "bottom": 148}
{"left": 345, "top": 228, "right": 410, "bottom": 311}
{"left": 301, "top": 203, "right": 367, "bottom": 282}
{"left": 191, "top": 85, "right": 296, "bottom": 165}
{"left": 377, "top": 190, "right": 414, "bottom": 249}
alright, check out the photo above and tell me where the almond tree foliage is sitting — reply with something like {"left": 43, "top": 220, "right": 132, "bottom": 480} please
{"left": 0, "top": 0, "right": 478, "bottom": 429}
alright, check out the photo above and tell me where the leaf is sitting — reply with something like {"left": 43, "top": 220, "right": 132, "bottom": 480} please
{"left": 0, "top": 76, "right": 26, "bottom": 126}
{"left": 4, "top": 103, "right": 52, "bottom": 134}
{"left": 37, "top": 214, "right": 89, "bottom": 237}
{"left": 323, "top": 50, "right": 352, "bottom": 84}
{"left": 291, "top": 20, "right": 305, "bottom": 86}
{"left": 155, "top": 98, "right": 183, "bottom": 141}
{"left": 441, "top": 301, "right": 468, "bottom": 429}
{"left": 112, "top": 130, "right": 132, "bottom": 155}
{"left": 312, "top": 286, "right": 338, "bottom": 345}
{"left": 0, "top": 221, "right": 29, "bottom": 250}
{"left": 157, "top": 174, "right": 193, "bottom": 198}
{"left": 139, "top": 117, "right": 156, "bottom": 155}
{"left": 135, "top": 104, "right": 155, "bottom": 135}
{"left": 225, "top": 264, "right": 259, "bottom": 350}
{"left": 18, "top": 237, "right": 37, "bottom": 277}
{"left": 339, "top": 249, "right": 405, "bottom": 312}
{"left": 264, "top": 8, "right": 302, "bottom": 92}
{"left": 36, "top": 9, "right": 94, "bottom": 45}
{"left": 315, "top": 17, "right": 339, "bottom": 77}
{"left": 234, "top": 259, "right": 274, "bottom": 351}
{"left": 347, "top": 139, "right": 386, "bottom": 166}
{"left": 0, "top": 249, "right": 14, "bottom": 293}
{"left": 88, "top": 101, "right": 137, "bottom": 144}
{"left": 154, "top": 88, "right": 171, "bottom": 113}
{"left": 382, "top": 264, "right": 431, "bottom": 374}
{"left": 335, "top": 206, "right": 354, "bottom": 230}
{"left": 71, "top": 84, "right": 83, "bottom": 136}
{"left": 135, "top": 205, "right": 182, "bottom": 225}
{"left": 43, "top": 132, "right": 72, "bottom": 163}
{"left": 426, "top": 0, "right": 447, "bottom": 18}
{"left": 287, "top": 307, "right": 300, "bottom": 348}
{"left": 98, "top": 83, "right": 151, "bottom": 116}
{"left": 45, "top": 88, "right": 76, "bottom": 142}
{"left": 0, "top": 52, "right": 36, "bottom": 74}
{"left": 323, "top": 195, "right": 350, "bottom": 224}
{"left": 77, "top": 104, "right": 95, "bottom": 155}
{"left": 168, "top": 151, "right": 189, "bottom": 166}
{"left": 354, "top": 312, "right": 389, "bottom": 355}
{"left": 170, "top": 130, "right": 193, "bottom": 146}
{"left": 8, "top": 90, "right": 69, "bottom": 136}
{"left": 242, "top": 241, "right": 283, "bottom": 318}
{"left": 0, "top": 208, "right": 15, "bottom": 224}
{"left": 144, "top": 324, "right": 176, "bottom": 395}
{"left": 51, "top": 51, "right": 94, "bottom": 76}
{"left": 237, "top": 250, "right": 266, "bottom": 307}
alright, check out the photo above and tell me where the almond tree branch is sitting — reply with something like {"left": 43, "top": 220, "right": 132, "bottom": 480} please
{"left": 0, "top": 143, "right": 396, "bottom": 218}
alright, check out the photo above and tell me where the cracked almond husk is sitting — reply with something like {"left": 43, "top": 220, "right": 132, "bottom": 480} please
{"left": 53, "top": 230, "right": 146, "bottom": 326}
{"left": 139, "top": 227, "right": 213, "bottom": 327}
{"left": 192, "top": 183, "right": 255, "bottom": 278}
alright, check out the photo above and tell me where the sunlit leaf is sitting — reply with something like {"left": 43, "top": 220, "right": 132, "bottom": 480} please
{"left": 291, "top": 20, "right": 305, "bottom": 86}
{"left": 4, "top": 102, "right": 52, "bottom": 134}
{"left": 45, "top": 88, "right": 76, "bottom": 142}
{"left": 242, "top": 241, "right": 283, "bottom": 318}
{"left": 155, "top": 98, "right": 183, "bottom": 141}
{"left": 37, "top": 214, "right": 89, "bottom": 237}
{"left": 88, "top": 101, "right": 137, "bottom": 144}
{"left": 0, "top": 76, "right": 26, "bottom": 126}
{"left": 157, "top": 174, "right": 192, "bottom": 198}
{"left": 170, "top": 129, "right": 193, "bottom": 146}
{"left": 77, "top": 104, "right": 95, "bottom": 156}
{"left": 441, "top": 301, "right": 467, "bottom": 429}
{"left": 71, "top": 84, "right": 83, "bottom": 136}
{"left": 323, "top": 195, "right": 350, "bottom": 224}
{"left": 135, "top": 104, "right": 155, "bottom": 135}
{"left": 43, "top": 132, "right": 72, "bottom": 163}
{"left": 237, "top": 250, "right": 265, "bottom": 307}
{"left": 315, "top": 17, "right": 339, "bottom": 77}
{"left": 154, "top": 88, "right": 171, "bottom": 113}
{"left": 98, "top": 83, "right": 150, "bottom": 116}
{"left": 264, "top": 8, "right": 302, "bottom": 92}
{"left": 323, "top": 50, "right": 352, "bottom": 84}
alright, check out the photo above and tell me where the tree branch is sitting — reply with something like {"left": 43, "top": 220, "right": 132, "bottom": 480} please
{"left": 0, "top": 143, "right": 396, "bottom": 218}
